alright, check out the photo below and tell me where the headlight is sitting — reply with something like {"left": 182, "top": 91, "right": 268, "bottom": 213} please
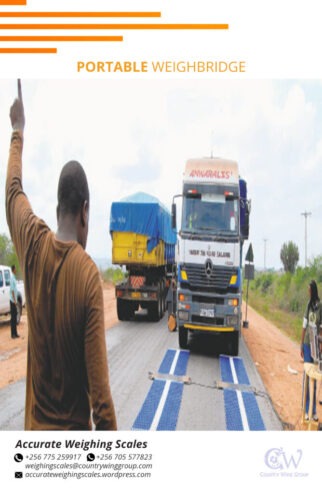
{"left": 178, "top": 303, "right": 191, "bottom": 310}
{"left": 228, "top": 299, "right": 239, "bottom": 306}
{"left": 227, "top": 316, "right": 238, "bottom": 326}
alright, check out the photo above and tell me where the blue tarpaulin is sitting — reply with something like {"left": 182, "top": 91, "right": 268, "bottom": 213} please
{"left": 110, "top": 192, "right": 177, "bottom": 261}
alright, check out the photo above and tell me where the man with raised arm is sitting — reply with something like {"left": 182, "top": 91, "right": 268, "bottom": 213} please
{"left": 6, "top": 84, "right": 117, "bottom": 431}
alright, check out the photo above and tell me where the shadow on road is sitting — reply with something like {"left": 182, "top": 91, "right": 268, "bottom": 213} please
{"left": 185, "top": 332, "right": 234, "bottom": 357}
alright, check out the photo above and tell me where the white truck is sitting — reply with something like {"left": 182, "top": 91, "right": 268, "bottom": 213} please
{"left": 171, "top": 157, "right": 250, "bottom": 355}
{"left": 0, "top": 265, "right": 25, "bottom": 324}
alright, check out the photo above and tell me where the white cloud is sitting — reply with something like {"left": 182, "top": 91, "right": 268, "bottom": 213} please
{"left": 1, "top": 79, "right": 322, "bottom": 269}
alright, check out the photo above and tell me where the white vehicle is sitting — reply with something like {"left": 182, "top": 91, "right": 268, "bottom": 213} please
{"left": 0, "top": 264, "right": 25, "bottom": 324}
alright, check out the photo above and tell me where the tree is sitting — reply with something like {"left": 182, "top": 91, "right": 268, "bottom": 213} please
{"left": 0, "top": 233, "right": 21, "bottom": 276}
{"left": 280, "top": 241, "right": 299, "bottom": 274}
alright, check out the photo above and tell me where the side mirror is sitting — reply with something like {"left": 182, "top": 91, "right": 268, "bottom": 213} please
{"left": 171, "top": 203, "right": 177, "bottom": 230}
{"left": 240, "top": 200, "right": 250, "bottom": 240}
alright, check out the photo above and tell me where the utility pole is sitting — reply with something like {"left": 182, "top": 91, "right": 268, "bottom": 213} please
{"left": 263, "top": 238, "right": 268, "bottom": 271}
{"left": 301, "top": 211, "right": 311, "bottom": 267}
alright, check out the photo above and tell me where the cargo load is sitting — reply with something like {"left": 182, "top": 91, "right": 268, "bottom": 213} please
{"left": 109, "top": 192, "right": 177, "bottom": 322}
{"left": 110, "top": 192, "right": 177, "bottom": 267}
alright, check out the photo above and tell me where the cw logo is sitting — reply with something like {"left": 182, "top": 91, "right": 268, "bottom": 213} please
{"left": 264, "top": 448, "right": 303, "bottom": 470}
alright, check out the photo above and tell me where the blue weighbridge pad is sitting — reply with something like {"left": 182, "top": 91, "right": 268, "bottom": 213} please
{"left": 132, "top": 349, "right": 189, "bottom": 431}
{"left": 220, "top": 355, "right": 266, "bottom": 431}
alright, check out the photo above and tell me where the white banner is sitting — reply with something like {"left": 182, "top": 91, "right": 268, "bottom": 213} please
{"left": 180, "top": 239, "right": 239, "bottom": 267}
{"left": 0, "top": 431, "right": 319, "bottom": 490}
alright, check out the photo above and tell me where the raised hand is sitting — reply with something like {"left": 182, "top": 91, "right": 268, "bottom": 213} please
{"left": 10, "top": 79, "right": 25, "bottom": 132}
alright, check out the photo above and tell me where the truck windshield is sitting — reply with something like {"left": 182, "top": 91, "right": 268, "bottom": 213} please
{"left": 181, "top": 184, "right": 239, "bottom": 236}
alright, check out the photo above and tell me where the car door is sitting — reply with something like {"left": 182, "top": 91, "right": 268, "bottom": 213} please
{"left": 0, "top": 269, "right": 6, "bottom": 312}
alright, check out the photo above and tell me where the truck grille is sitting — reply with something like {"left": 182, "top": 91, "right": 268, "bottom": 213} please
{"left": 192, "top": 295, "right": 224, "bottom": 305}
{"left": 185, "top": 264, "right": 237, "bottom": 291}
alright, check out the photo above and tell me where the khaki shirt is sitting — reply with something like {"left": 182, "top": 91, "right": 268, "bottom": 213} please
{"left": 6, "top": 130, "right": 117, "bottom": 431}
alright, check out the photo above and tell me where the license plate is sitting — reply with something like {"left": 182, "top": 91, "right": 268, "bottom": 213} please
{"left": 200, "top": 305, "right": 215, "bottom": 318}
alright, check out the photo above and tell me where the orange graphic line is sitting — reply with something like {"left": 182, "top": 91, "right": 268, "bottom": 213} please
{"left": 0, "top": 35, "right": 123, "bottom": 41}
{"left": 0, "top": 23, "right": 229, "bottom": 30}
{"left": 0, "top": 0, "right": 26, "bottom": 4}
{"left": 0, "top": 47, "right": 57, "bottom": 53}
{"left": 0, "top": 11, "right": 161, "bottom": 18}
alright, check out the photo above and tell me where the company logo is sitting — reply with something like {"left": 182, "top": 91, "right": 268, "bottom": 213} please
{"left": 205, "top": 259, "right": 213, "bottom": 277}
{"left": 264, "top": 448, "right": 302, "bottom": 470}
{"left": 189, "top": 169, "right": 232, "bottom": 180}
{"left": 260, "top": 447, "right": 308, "bottom": 479}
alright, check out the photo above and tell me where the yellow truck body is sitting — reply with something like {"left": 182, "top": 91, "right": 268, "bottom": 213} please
{"left": 112, "top": 232, "right": 166, "bottom": 267}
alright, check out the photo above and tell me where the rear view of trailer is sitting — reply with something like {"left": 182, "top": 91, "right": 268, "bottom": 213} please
{"left": 110, "top": 192, "right": 177, "bottom": 321}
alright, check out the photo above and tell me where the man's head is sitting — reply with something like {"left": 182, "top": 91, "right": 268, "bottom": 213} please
{"left": 57, "top": 161, "right": 90, "bottom": 249}
{"left": 11, "top": 265, "right": 16, "bottom": 275}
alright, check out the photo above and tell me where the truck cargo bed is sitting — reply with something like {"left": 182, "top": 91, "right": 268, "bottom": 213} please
{"left": 110, "top": 191, "right": 177, "bottom": 266}
{"left": 112, "top": 232, "right": 166, "bottom": 267}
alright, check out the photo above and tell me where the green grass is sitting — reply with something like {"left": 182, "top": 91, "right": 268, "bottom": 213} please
{"left": 246, "top": 289, "right": 302, "bottom": 343}
{"left": 242, "top": 259, "right": 322, "bottom": 344}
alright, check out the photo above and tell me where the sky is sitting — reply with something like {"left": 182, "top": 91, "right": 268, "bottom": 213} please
{"left": 0, "top": 78, "right": 322, "bottom": 270}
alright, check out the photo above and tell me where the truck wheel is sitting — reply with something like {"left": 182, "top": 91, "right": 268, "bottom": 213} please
{"left": 158, "top": 293, "right": 163, "bottom": 320}
{"left": 117, "top": 298, "right": 126, "bottom": 321}
{"left": 16, "top": 299, "right": 22, "bottom": 325}
{"left": 155, "top": 282, "right": 163, "bottom": 320}
{"left": 179, "top": 326, "right": 188, "bottom": 349}
{"left": 117, "top": 299, "right": 134, "bottom": 321}
{"left": 228, "top": 332, "right": 239, "bottom": 356}
{"left": 160, "top": 279, "right": 166, "bottom": 317}
{"left": 148, "top": 300, "right": 161, "bottom": 322}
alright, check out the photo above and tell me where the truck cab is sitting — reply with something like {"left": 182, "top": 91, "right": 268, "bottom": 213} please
{"left": 173, "top": 158, "right": 250, "bottom": 354}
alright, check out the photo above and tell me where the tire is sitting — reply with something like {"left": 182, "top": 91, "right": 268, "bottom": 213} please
{"left": 158, "top": 293, "right": 163, "bottom": 320}
{"left": 16, "top": 299, "right": 22, "bottom": 325}
{"left": 117, "top": 298, "right": 126, "bottom": 321}
{"left": 117, "top": 299, "right": 134, "bottom": 321}
{"left": 179, "top": 325, "right": 188, "bottom": 349}
{"left": 148, "top": 300, "right": 161, "bottom": 322}
{"left": 148, "top": 281, "right": 163, "bottom": 322}
{"left": 160, "top": 279, "right": 166, "bottom": 317}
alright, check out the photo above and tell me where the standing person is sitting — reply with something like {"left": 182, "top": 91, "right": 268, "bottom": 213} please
{"left": 300, "top": 280, "right": 321, "bottom": 421}
{"left": 10, "top": 264, "right": 19, "bottom": 339}
{"left": 6, "top": 84, "right": 117, "bottom": 431}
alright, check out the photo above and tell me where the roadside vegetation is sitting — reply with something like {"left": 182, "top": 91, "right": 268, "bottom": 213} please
{"left": 244, "top": 255, "right": 322, "bottom": 343}
{"left": 2, "top": 232, "right": 125, "bottom": 286}
{"left": 0, "top": 233, "right": 21, "bottom": 276}
{"left": 101, "top": 267, "right": 125, "bottom": 285}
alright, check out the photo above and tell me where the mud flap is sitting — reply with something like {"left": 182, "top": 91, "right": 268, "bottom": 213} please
{"left": 168, "top": 313, "right": 177, "bottom": 332}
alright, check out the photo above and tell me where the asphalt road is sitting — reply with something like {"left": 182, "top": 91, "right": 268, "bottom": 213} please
{"left": 0, "top": 312, "right": 283, "bottom": 431}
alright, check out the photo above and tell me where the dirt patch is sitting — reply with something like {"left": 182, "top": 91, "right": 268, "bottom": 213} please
{"left": 242, "top": 303, "right": 321, "bottom": 430}
{"left": 0, "top": 284, "right": 319, "bottom": 430}
{"left": 0, "top": 281, "right": 118, "bottom": 389}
